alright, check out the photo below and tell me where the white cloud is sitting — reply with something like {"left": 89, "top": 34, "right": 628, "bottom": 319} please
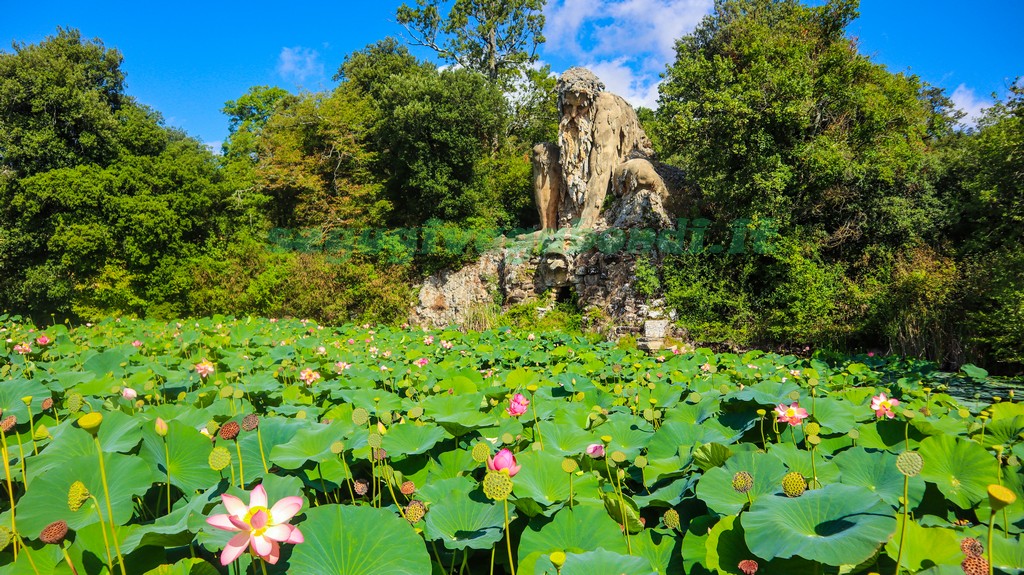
{"left": 950, "top": 83, "right": 991, "bottom": 128}
{"left": 544, "top": 0, "right": 713, "bottom": 108}
{"left": 276, "top": 46, "right": 324, "bottom": 84}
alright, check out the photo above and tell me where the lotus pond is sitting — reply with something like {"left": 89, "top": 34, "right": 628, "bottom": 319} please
{"left": 0, "top": 315, "right": 1021, "bottom": 574}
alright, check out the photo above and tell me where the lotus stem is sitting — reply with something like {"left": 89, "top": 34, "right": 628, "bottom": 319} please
{"left": 256, "top": 427, "right": 269, "bottom": 474}
{"left": 163, "top": 439, "right": 172, "bottom": 515}
{"left": 60, "top": 543, "right": 80, "bottom": 575}
{"left": 90, "top": 494, "right": 114, "bottom": 574}
{"left": 13, "top": 428, "right": 28, "bottom": 489}
{"left": 26, "top": 403, "right": 38, "bottom": 456}
{"left": 339, "top": 452, "right": 356, "bottom": 502}
{"left": 604, "top": 457, "right": 631, "bottom": 555}
{"left": 809, "top": 445, "right": 817, "bottom": 490}
{"left": 503, "top": 499, "right": 516, "bottom": 575}
{"left": 987, "top": 513, "right": 995, "bottom": 575}
{"left": 530, "top": 393, "right": 544, "bottom": 450}
{"left": 234, "top": 440, "right": 245, "bottom": 489}
{"left": 94, "top": 437, "right": 127, "bottom": 575}
{"left": 258, "top": 557, "right": 268, "bottom": 575}
{"left": 569, "top": 472, "right": 574, "bottom": 510}
{"left": 1, "top": 435, "right": 16, "bottom": 560}
{"left": 19, "top": 536, "right": 39, "bottom": 575}
{"left": 894, "top": 475, "right": 909, "bottom": 575}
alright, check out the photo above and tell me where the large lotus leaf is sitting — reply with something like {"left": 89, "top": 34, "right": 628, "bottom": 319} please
{"left": 918, "top": 434, "right": 999, "bottom": 508}
{"left": 143, "top": 558, "right": 220, "bottom": 575}
{"left": 539, "top": 549, "right": 656, "bottom": 575}
{"left": 729, "top": 379, "right": 801, "bottom": 405}
{"left": 601, "top": 490, "right": 644, "bottom": 534}
{"left": 16, "top": 451, "right": 157, "bottom": 535}
{"left": 974, "top": 415, "right": 1024, "bottom": 448}
{"left": 83, "top": 348, "right": 130, "bottom": 378}
{"left": 857, "top": 419, "right": 925, "bottom": 452}
{"left": 421, "top": 393, "right": 493, "bottom": 432}
{"left": 0, "top": 378, "right": 49, "bottom": 422}
{"left": 742, "top": 484, "right": 896, "bottom": 566}
{"left": 833, "top": 446, "right": 926, "bottom": 507}
{"left": 648, "top": 420, "right": 709, "bottom": 459}
{"left": 594, "top": 413, "right": 653, "bottom": 458}
{"left": 139, "top": 419, "right": 218, "bottom": 495}
{"left": 427, "top": 446, "right": 478, "bottom": 481}
{"left": 705, "top": 514, "right": 813, "bottom": 575}
{"left": 883, "top": 518, "right": 961, "bottom": 573}
{"left": 513, "top": 450, "right": 597, "bottom": 511}
{"left": 681, "top": 515, "right": 716, "bottom": 575}
{"left": 810, "top": 396, "right": 865, "bottom": 433}
{"left": 975, "top": 466, "right": 1024, "bottom": 529}
{"left": 696, "top": 451, "right": 787, "bottom": 515}
{"left": 538, "top": 419, "right": 594, "bottom": 456}
{"left": 423, "top": 492, "right": 507, "bottom": 549}
{"left": 270, "top": 422, "right": 346, "bottom": 468}
{"left": 381, "top": 422, "right": 447, "bottom": 458}
{"left": 767, "top": 442, "right": 840, "bottom": 484}
{"left": 633, "top": 528, "right": 683, "bottom": 575}
{"left": 288, "top": 504, "right": 431, "bottom": 574}
{"left": 517, "top": 503, "right": 628, "bottom": 564}
{"left": 663, "top": 396, "right": 720, "bottom": 425}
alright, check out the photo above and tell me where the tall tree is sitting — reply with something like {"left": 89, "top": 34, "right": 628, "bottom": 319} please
{"left": 396, "top": 0, "right": 545, "bottom": 87}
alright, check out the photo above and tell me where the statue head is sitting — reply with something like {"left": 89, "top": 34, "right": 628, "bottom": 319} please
{"left": 557, "top": 67, "right": 604, "bottom": 115}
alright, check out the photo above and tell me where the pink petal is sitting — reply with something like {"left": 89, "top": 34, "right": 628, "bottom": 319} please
{"left": 206, "top": 514, "right": 241, "bottom": 532}
{"left": 270, "top": 496, "right": 304, "bottom": 523}
{"left": 508, "top": 463, "right": 521, "bottom": 477}
{"left": 265, "top": 540, "right": 281, "bottom": 564}
{"left": 262, "top": 524, "right": 292, "bottom": 542}
{"left": 251, "top": 534, "right": 273, "bottom": 557}
{"left": 221, "top": 494, "right": 248, "bottom": 518}
{"left": 250, "top": 509, "right": 269, "bottom": 530}
{"left": 221, "top": 532, "right": 251, "bottom": 566}
{"left": 250, "top": 484, "right": 268, "bottom": 509}
{"left": 229, "top": 515, "right": 249, "bottom": 531}
{"left": 285, "top": 525, "right": 304, "bottom": 544}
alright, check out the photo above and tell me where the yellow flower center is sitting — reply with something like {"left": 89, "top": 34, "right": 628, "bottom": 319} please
{"left": 879, "top": 400, "right": 892, "bottom": 410}
{"left": 243, "top": 506, "right": 274, "bottom": 536}
{"left": 785, "top": 408, "right": 796, "bottom": 418}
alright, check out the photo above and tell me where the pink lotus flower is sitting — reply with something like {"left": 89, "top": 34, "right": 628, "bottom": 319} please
{"left": 701, "top": 362, "right": 712, "bottom": 372}
{"left": 35, "top": 335, "right": 51, "bottom": 346}
{"left": 487, "top": 448, "right": 521, "bottom": 477}
{"left": 527, "top": 333, "right": 535, "bottom": 341}
{"left": 206, "top": 484, "right": 304, "bottom": 565}
{"left": 335, "top": 361, "right": 351, "bottom": 372}
{"left": 131, "top": 340, "right": 143, "bottom": 348}
{"left": 13, "top": 343, "right": 31, "bottom": 354}
{"left": 121, "top": 387, "right": 137, "bottom": 400}
{"left": 195, "top": 360, "right": 215, "bottom": 378}
{"left": 441, "top": 340, "right": 453, "bottom": 350}
{"left": 870, "top": 393, "right": 900, "bottom": 419}
{"left": 774, "top": 402, "right": 809, "bottom": 426}
{"left": 414, "top": 357, "right": 429, "bottom": 368}
{"left": 586, "top": 443, "right": 605, "bottom": 458}
{"left": 299, "top": 369, "right": 321, "bottom": 386}
{"left": 506, "top": 393, "right": 529, "bottom": 417}
{"left": 347, "top": 339, "right": 355, "bottom": 345}
{"left": 424, "top": 335, "right": 434, "bottom": 345}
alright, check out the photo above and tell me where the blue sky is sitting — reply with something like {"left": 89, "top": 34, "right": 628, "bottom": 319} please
{"left": 3, "top": 1, "right": 1020, "bottom": 148}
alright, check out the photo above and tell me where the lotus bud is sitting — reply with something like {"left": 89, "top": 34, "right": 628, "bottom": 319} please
{"left": 154, "top": 417, "right": 168, "bottom": 437}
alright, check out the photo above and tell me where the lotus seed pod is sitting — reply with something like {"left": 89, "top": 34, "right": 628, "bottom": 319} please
{"left": 241, "top": 413, "right": 259, "bottom": 432}
{"left": 354, "top": 479, "right": 369, "bottom": 496}
{"left": 208, "top": 446, "right": 231, "bottom": 471}
{"left": 574, "top": 392, "right": 585, "bottom": 401}
{"left": 405, "top": 500, "right": 426, "bottom": 523}
{"left": 381, "top": 411, "right": 394, "bottom": 425}
{"left": 68, "top": 480, "right": 91, "bottom": 512}
{"left": 960, "top": 537, "right": 984, "bottom": 557}
{"left": 206, "top": 420, "right": 220, "bottom": 435}
{"left": 806, "top": 435, "right": 821, "bottom": 446}
{"left": 561, "top": 458, "right": 579, "bottom": 473}
{"left": 958, "top": 408, "right": 971, "bottom": 418}
{"left": 732, "top": 471, "right": 754, "bottom": 494}
{"left": 501, "top": 432, "right": 515, "bottom": 445}
{"left": 738, "top": 559, "right": 759, "bottom": 575}
{"left": 896, "top": 451, "right": 924, "bottom": 477}
{"left": 550, "top": 551, "right": 567, "bottom": 568}
{"left": 642, "top": 408, "right": 655, "bottom": 421}
{"left": 373, "top": 448, "right": 387, "bottom": 461}
{"left": 42, "top": 397, "right": 53, "bottom": 411}
{"left": 471, "top": 442, "right": 491, "bottom": 463}
{"left": 756, "top": 409, "right": 766, "bottom": 416}
{"left": 352, "top": 407, "right": 369, "bottom": 426}
{"left": 987, "top": 484, "right": 1017, "bottom": 511}
{"left": 600, "top": 435, "right": 612, "bottom": 444}
{"left": 66, "top": 392, "right": 84, "bottom": 413}
{"left": 39, "top": 520, "right": 69, "bottom": 545}
{"left": 804, "top": 422, "right": 821, "bottom": 436}
{"left": 33, "top": 424, "right": 49, "bottom": 441}
{"left": 960, "top": 555, "right": 989, "bottom": 575}
{"left": 400, "top": 481, "right": 416, "bottom": 496}
{"left": 483, "top": 471, "right": 514, "bottom": 501}
{"left": 21, "top": 396, "right": 32, "bottom": 407}
{"left": 610, "top": 451, "right": 627, "bottom": 464}
{"left": 0, "top": 526, "right": 10, "bottom": 551}
{"left": 219, "top": 421, "right": 240, "bottom": 441}
{"left": 848, "top": 429, "right": 860, "bottom": 440}
{"left": 782, "top": 472, "right": 806, "bottom": 498}
{"left": 663, "top": 509, "right": 680, "bottom": 530}
{"left": 367, "top": 433, "right": 383, "bottom": 449}
{"left": 788, "top": 391, "right": 801, "bottom": 401}
{"left": 77, "top": 412, "right": 103, "bottom": 435}
{"left": 634, "top": 456, "right": 648, "bottom": 468}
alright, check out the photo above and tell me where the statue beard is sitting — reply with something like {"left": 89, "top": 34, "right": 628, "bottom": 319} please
{"left": 558, "top": 100, "right": 595, "bottom": 209}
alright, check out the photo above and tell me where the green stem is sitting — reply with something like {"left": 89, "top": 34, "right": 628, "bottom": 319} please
{"left": 60, "top": 544, "right": 80, "bottom": 575}
{"left": 94, "top": 437, "right": 127, "bottom": 575}
{"left": 503, "top": 499, "right": 516, "bottom": 575}
{"left": 1, "top": 436, "right": 17, "bottom": 560}
{"left": 163, "top": 439, "right": 172, "bottom": 515}
{"left": 987, "top": 512, "right": 995, "bottom": 575}
{"left": 256, "top": 427, "right": 269, "bottom": 474}
{"left": 894, "top": 475, "right": 909, "bottom": 575}
{"left": 26, "top": 404, "right": 38, "bottom": 456}
{"left": 234, "top": 440, "right": 245, "bottom": 489}
{"left": 90, "top": 494, "right": 114, "bottom": 574}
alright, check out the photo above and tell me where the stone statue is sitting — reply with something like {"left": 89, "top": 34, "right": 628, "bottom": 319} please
{"left": 532, "top": 67, "right": 682, "bottom": 231}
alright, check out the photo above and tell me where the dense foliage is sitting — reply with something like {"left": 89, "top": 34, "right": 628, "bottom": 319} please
{"left": 0, "top": 317, "right": 1020, "bottom": 574}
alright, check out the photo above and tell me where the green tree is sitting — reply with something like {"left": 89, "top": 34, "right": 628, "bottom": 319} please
{"left": 334, "top": 37, "right": 433, "bottom": 102}
{"left": 221, "top": 85, "right": 292, "bottom": 163}
{"left": 396, "top": 0, "right": 545, "bottom": 87}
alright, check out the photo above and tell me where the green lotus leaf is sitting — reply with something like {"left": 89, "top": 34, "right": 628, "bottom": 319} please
{"left": 767, "top": 442, "right": 841, "bottom": 484}
{"left": 517, "top": 503, "right": 628, "bottom": 564}
{"left": 681, "top": 514, "right": 717, "bottom": 575}
{"left": 810, "top": 397, "right": 865, "bottom": 433}
{"left": 884, "top": 517, "right": 961, "bottom": 572}
{"left": 601, "top": 490, "right": 644, "bottom": 534}
{"left": 423, "top": 492, "right": 507, "bottom": 549}
{"left": 270, "top": 422, "right": 347, "bottom": 469}
{"left": 297, "top": 504, "right": 434, "bottom": 574}
{"left": 139, "top": 419, "right": 218, "bottom": 495}
{"left": 742, "top": 484, "right": 896, "bottom": 566}
{"left": 16, "top": 451, "right": 158, "bottom": 535}
{"left": 692, "top": 442, "right": 733, "bottom": 471}
{"left": 512, "top": 450, "right": 598, "bottom": 512}
{"left": 536, "top": 417, "right": 594, "bottom": 456}
{"left": 973, "top": 415, "right": 1024, "bottom": 448}
{"left": 632, "top": 527, "right": 683, "bottom": 575}
{"left": 381, "top": 422, "right": 447, "bottom": 458}
{"left": 543, "top": 549, "right": 657, "bottom": 575}
{"left": 833, "top": 446, "right": 926, "bottom": 507}
{"left": 706, "top": 514, "right": 814, "bottom": 575}
{"left": 696, "top": 451, "right": 787, "bottom": 515}
{"left": 918, "top": 434, "right": 1000, "bottom": 508}
{"left": 593, "top": 413, "right": 652, "bottom": 458}
{"left": 143, "top": 558, "right": 221, "bottom": 575}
